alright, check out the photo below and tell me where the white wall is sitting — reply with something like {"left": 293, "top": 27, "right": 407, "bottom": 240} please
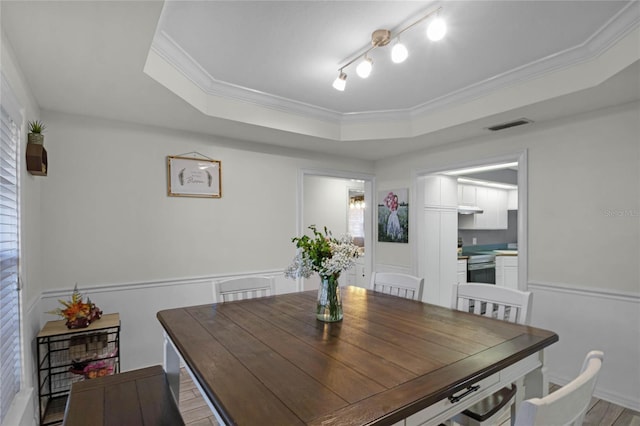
{"left": 304, "top": 175, "right": 351, "bottom": 237}
{"left": 34, "top": 111, "right": 373, "bottom": 352}
{"left": 4, "top": 109, "right": 368, "bottom": 426}
{"left": 373, "top": 101, "right": 640, "bottom": 409}
{"left": 38, "top": 111, "right": 372, "bottom": 289}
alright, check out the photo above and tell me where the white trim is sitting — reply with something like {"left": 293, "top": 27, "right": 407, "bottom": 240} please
{"left": 0, "top": 388, "right": 34, "bottom": 426}
{"left": 546, "top": 371, "right": 640, "bottom": 413}
{"left": 149, "top": 3, "right": 639, "bottom": 124}
{"left": 527, "top": 280, "right": 640, "bottom": 303}
{"left": 517, "top": 150, "right": 528, "bottom": 293}
{"left": 40, "top": 269, "right": 284, "bottom": 299}
{"left": 297, "top": 168, "right": 376, "bottom": 293}
{"left": 151, "top": 31, "right": 342, "bottom": 122}
{"left": 413, "top": 150, "right": 529, "bottom": 291}
{"left": 0, "top": 72, "right": 24, "bottom": 122}
{"left": 22, "top": 295, "right": 40, "bottom": 322}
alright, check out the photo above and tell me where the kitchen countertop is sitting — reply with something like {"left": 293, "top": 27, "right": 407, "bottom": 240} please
{"left": 494, "top": 250, "right": 518, "bottom": 256}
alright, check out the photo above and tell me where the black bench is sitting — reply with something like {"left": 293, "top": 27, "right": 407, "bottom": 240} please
{"left": 63, "top": 365, "right": 184, "bottom": 426}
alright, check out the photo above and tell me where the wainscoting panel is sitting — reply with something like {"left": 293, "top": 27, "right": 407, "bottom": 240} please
{"left": 38, "top": 270, "right": 290, "bottom": 372}
{"left": 528, "top": 281, "right": 640, "bottom": 411}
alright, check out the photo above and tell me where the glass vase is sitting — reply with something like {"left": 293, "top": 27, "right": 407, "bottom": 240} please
{"left": 316, "top": 274, "right": 343, "bottom": 322}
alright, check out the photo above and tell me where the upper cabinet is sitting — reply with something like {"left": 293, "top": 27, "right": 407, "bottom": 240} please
{"left": 507, "top": 189, "right": 518, "bottom": 210}
{"left": 425, "top": 175, "right": 458, "bottom": 209}
{"left": 458, "top": 184, "right": 508, "bottom": 230}
{"left": 458, "top": 185, "right": 477, "bottom": 206}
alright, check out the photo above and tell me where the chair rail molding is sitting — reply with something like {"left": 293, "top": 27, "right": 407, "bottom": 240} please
{"left": 527, "top": 280, "right": 640, "bottom": 303}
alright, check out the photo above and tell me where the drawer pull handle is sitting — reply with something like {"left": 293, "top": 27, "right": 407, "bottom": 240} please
{"left": 448, "top": 385, "right": 481, "bottom": 403}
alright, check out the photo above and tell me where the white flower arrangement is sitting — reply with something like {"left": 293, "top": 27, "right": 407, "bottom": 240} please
{"left": 285, "top": 225, "right": 361, "bottom": 280}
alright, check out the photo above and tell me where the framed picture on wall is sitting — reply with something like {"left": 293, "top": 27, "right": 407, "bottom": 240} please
{"left": 167, "top": 155, "right": 222, "bottom": 198}
{"left": 378, "top": 188, "right": 409, "bottom": 243}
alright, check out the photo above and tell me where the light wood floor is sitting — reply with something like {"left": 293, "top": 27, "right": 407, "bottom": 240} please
{"left": 179, "top": 369, "right": 639, "bottom": 426}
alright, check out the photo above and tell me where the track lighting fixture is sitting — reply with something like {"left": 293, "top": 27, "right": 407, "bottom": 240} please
{"left": 332, "top": 7, "right": 445, "bottom": 91}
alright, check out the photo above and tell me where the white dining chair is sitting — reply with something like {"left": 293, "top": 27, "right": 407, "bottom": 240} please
{"left": 451, "top": 283, "right": 532, "bottom": 426}
{"left": 214, "top": 276, "right": 275, "bottom": 303}
{"left": 452, "top": 282, "right": 532, "bottom": 324}
{"left": 514, "top": 350, "right": 604, "bottom": 426}
{"left": 370, "top": 272, "right": 424, "bottom": 301}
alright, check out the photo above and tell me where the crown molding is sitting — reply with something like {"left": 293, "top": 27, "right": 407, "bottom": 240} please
{"left": 151, "top": 31, "right": 343, "bottom": 123}
{"left": 148, "top": 3, "right": 640, "bottom": 138}
{"left": 343, "top": 1, "right": 640, "bottom": 123}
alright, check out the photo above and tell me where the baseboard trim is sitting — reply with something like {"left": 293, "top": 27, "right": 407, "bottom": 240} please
{"left": 0, "top": 387, "right": 35, "bottom": 426}
{"left": 548, "top": 373, "right": 640, "bottom": 412}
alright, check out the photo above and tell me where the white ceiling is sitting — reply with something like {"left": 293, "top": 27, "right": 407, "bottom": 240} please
{"left": 2, "top": 1, "right": 639, "bottom": 161}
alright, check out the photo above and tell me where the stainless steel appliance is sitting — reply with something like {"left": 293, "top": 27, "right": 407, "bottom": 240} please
{"left": 467, "top": 253, "right": 496, "bottom": 284}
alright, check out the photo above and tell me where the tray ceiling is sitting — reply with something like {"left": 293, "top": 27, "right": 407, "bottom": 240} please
{"left": 2, "top": 1, "right": 639, "bottom": 159}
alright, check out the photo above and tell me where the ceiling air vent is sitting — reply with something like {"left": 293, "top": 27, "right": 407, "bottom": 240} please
{"left": 486, "top": 118, "right": 533, "bottom": 132}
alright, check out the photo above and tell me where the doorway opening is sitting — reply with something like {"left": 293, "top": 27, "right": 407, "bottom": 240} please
{"left": 298, "top": 169, "right": 375, "bottom": 292}
{"left": 415, "top": 152, "right": 527, "bottom": 307}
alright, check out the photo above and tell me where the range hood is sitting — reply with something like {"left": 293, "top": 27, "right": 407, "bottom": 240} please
{"left": 458, "top": 205, "right": 484, "bottom": 215}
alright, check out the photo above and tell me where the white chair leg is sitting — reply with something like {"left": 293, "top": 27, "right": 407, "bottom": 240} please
{"left": 163, "top": 332, "right": 181, "bottom": 404}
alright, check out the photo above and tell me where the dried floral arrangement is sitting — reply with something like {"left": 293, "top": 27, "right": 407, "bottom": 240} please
{"left": 47, "top": 285, "right": 102, "bottom": 329}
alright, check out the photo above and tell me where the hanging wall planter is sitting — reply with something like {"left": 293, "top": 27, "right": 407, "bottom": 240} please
{"left": 27, "top": 120, "right": 45, "bottom": 144}
{"left": 27, "top": 132, "right": 44, "bottom": 145}
{"left": 26, "top": 120, "right": 48, "bottom": 176}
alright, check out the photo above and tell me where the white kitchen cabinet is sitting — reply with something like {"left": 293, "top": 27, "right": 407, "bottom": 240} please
{"left": 474, "top": 187, "right": 489, "bottom": 228}
{"left": 458, "top": 184, "right": 508, "bottom": 230}
{"left": 496, "top": 255, "right": 518, "bottom": 289}
{"left": 424, "top": 209, "right": 458, "bottom": 307}
{"left": 508, "top": 189, "right": 518, "bottom": 210}
{"left": 496, "top": 190, "right": 508, "bottom": 229}
{"left": 426, "top": 175, "right": 457, "bottom": 208}
{"left": 458, "top": 185, "right": 477, "bottom": 206}
{"left": 457, "top": 259, "right": 467, "bottom": 284}
{"left": 420, "top": 175, "right": 458, "bottom": 308}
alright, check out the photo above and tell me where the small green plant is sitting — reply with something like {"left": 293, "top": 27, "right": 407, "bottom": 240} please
{"left": 28, "top": 120, "right": 46, "bottom": 134}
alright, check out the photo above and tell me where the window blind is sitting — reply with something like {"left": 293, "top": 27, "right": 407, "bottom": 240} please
{"left": 0, "top": 76, "right": 21, "bottom": 424}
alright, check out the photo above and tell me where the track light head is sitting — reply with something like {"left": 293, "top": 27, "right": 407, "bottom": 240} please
{"left": 391, "top": 42, "right": 408, "bottom": 64}
{"left": 427, "top": 17, "right": 447, "bottom": 41}
{"left": 332, "top": 71, "right": 347, "bottom": 91}
{"left": 356, "top": 57, "right": 373, "bottom": 78}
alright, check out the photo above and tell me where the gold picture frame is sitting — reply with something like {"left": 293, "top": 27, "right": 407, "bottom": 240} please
{"left": 167, "top": 155, "right": 222, "bottom": 198}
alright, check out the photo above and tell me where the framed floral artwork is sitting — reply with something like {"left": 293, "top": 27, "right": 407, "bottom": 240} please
{"left": 167, "top": 155, "right": 222, "bottom": 198}
{"left": 378, "top": 188, "right": 409, "bottom": 243}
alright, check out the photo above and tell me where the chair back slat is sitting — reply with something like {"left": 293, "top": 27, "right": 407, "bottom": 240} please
{"left": 496, "top": 304, "right": 506, "bottom": 320}
{"left": 215, "top": 276, "right": 275, "bottom": 303}
{"left": 451, "top": 283, "right": 532, "bottom": 325}
{"left": 370, "top": 272, "right": 424, "bottom": 301}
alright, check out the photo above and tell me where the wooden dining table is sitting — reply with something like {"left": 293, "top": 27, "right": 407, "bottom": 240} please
{"left": 157, "top": 286, "right": 558, "bottom": 426}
